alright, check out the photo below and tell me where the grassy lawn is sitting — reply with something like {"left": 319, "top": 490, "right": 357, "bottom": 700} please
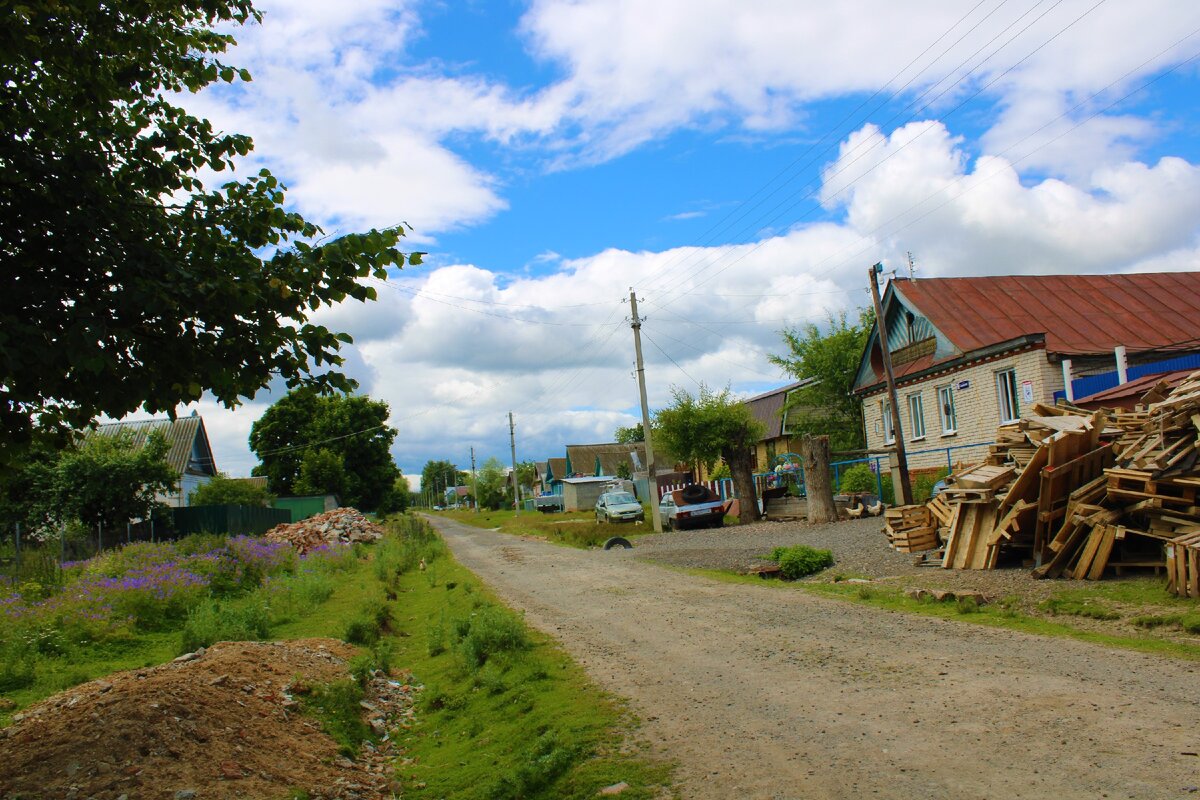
{"left": 687, "top": 560, "right": 1200, "bottom": 659}
{"left": 431, "top": 507, "right": 655, "bottom": 549}
{"left": 0, "top": 518, "right": 673, "bottom": 799}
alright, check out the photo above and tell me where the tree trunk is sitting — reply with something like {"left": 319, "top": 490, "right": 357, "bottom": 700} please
{"left": 725, "top": 445, "right": 761, "bottom": 524}
{"left": 801, "top": 434, "right": 838, "bottom": 523}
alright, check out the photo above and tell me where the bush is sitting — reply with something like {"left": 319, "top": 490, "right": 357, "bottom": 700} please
{"left": 769, "top": 545, "right": 834, "bottom": 580}
{"left": 343, "top": 597, "right": 393, "bottom": 646}
{"left": 180, "top": 601, "right": 270, "bottom": 652}
{"left": 453, "top": 605, "right": 529, "bottom": 669}
{"left": 912, "top": 468, "right": 950, "bottom": 503}
{"left": 838, "top": 463, "right": 876, "bottom": 494}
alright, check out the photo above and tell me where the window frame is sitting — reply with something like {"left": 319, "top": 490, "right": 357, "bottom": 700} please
{"left": 907, "top": 392, "right": 926, "bottom": 441}
{"left": 937, "top": 385, "right": 957, "bottom": 435}
{"left": 996, "top": 368, "right": 1020, "bottom": 423}
{"left": 881, "top": 399, "right": 895, "bottom": 444}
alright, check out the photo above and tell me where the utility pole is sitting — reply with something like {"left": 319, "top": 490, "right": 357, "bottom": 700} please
{"left": 470, "top": 447, "right": 479, "bottom": 512}
{"left": 630, "top": 289, "right": 664, "bottom": 533}
{"left": 868, "top": 263, "right": 913, "bottom": 506}
{"left": 508, "top": 411, "right": 521, "bottom": 514}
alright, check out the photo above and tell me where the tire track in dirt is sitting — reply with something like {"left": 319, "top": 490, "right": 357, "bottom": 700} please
{"left": 426, "top": 516, "right": 1200, "bottom": 800}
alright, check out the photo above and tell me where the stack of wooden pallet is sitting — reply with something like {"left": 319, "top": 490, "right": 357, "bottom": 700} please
{"left": 883, "top": 505, "right": 938, "bottom": 552}
{"left": 894, "top": 369, "right": 1200, "bottom": 589}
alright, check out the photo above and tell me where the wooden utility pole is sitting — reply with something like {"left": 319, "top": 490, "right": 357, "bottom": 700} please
{"left": 508, "top": 411, "right": 521, "bottom": 514}
{"left": 868, "top": 263, "right": 913, "bottom": 506}
{"left": 470, "top": 447, "right": 479, "bottom": 512}
{"left": 630, "top": 290, "right": 664, "bottom": 533}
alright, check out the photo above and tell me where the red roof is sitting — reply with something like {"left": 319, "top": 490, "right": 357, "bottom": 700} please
{"left": 894, "top": 272, "right": 1200, "bottom": 356}
{"left": 1073, "top": 369, "right": 1193, "bottom": 409}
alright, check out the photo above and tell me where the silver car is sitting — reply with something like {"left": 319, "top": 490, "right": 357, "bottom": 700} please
{"left": 595, "top": 491, "right": 645, "bottom": 523}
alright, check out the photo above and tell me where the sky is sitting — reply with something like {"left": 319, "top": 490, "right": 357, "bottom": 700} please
{"left": 155, "top": 0, "right": 1200, "bottom": 488}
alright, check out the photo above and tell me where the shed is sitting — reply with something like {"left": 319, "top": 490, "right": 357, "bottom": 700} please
{"left": 272, "top": 494, "right": 340, "bottom": 522}
{"left": 560, "top": 476, "right": 613, "bottom": 512}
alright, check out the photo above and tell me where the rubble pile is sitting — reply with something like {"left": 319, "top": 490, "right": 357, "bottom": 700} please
{"left": 265, "top": 508, "right": 384, "bottom": 554}
{"left": 887, "top": 370, "right": 1200, "bottom": 594}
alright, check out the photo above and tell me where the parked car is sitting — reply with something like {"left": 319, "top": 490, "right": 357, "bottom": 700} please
{"left": 659, "top": 484, "right": 726, "bottom": 531}
{"left": 595, "top": 491, "right": 645, "bottom": 524}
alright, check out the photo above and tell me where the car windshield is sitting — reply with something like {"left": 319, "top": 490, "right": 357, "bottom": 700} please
{"left": 605, "top": 492, "right": 637, "bottom": 504}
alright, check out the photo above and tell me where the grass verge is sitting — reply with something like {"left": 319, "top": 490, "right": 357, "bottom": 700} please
{"left": 385, "top": 515, "right": 673, "bottom": 799}
{"left": 431, "top": 508, "right": 654, "bottom": 549}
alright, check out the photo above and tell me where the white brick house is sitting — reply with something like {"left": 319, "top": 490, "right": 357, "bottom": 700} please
{"left": 852, "top": 273, "right": 1200, "bottom": 471}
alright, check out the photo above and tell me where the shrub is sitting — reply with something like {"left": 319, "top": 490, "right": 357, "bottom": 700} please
{"left": 770, "top": 545, "right": 835, "bottom": 580}
{"left": 838, "top": 463, "right": 876, "bottom": 494}
{"left": 453, "top": 605, "right": 530, "bottom": 669}
{"left": 180, "top": 601, "right": 270, "bottom": 652}
{"left": 912, "top": 468, "right": 950, "bottom": 503}
{"left": 302, "top": 679, "right": 371, "bottom": 757}
{"left": 343, "top": 596, "right": 393, "bottom": 646}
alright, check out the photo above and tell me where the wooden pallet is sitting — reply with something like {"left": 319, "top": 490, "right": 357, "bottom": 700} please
{"left": 1166, "top": 529, "right": 1200, "bottom": 598}
{"left": 942, "top": 502, "right": 998, "bottom": 570}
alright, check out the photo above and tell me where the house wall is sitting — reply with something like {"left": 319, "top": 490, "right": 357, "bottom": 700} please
{"left": 562, "top": 481, "right": 608, "bottom": 511}
{"left": 861, "top": 346, "right": 1064, "bottom": 471}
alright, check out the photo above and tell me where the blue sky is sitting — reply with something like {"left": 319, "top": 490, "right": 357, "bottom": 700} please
{"left": 166, "top": 0, "right": 1200, "bottom": 487}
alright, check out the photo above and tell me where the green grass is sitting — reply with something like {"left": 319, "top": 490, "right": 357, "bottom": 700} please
{"left": 434, "top": 508, "right": 654, "bottom": 549}
{"left": 387, "top": 517, "right": 672, "bottom": 799}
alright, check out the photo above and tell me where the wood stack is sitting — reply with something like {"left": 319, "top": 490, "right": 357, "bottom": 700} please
{"left": 883, "top": 505, "right": 938, "bottom": 552}
{"left": 902, "top": 369, "right": 1200, "bottom": 590}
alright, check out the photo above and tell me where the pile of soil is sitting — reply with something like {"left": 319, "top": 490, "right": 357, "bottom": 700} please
{"left": 0, "top": 639, "right": 417, "bottom": 800}
{"left": 265, "top": 508, "right": 384, "bottom": 554}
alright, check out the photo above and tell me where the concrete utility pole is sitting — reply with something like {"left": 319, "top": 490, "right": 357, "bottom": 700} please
{"left": 470, "top": 447, "right": 479, "bottom": 513}
{"left": 868, "top": 263, "right": 913, "bottom": 507}
{"left": 508, "top": 411, "right": 521, "bottom": 514}
{"left": 630, "top": 289, "right": 664, "bottom": 533}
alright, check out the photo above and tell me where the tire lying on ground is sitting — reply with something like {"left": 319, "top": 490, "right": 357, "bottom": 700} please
{"left": 603, "top": 536, "right": 633, "bottom": 550}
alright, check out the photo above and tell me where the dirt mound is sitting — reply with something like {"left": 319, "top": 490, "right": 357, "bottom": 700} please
{"left": 0, "top": 639, "right": 416, "bottom": 800}
{"left": 265, "top": 508, "right": 384, "bottom": 554}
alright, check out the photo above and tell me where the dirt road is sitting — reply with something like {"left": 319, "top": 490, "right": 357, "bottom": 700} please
{"left": 426, "top": 516, "right": 1200, "bottom": 800}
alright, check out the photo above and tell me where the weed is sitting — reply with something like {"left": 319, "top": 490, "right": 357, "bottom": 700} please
{"left": 301, "top": 679, "right": 371, "bottom": 758}
{"left": 342, "top": 596, "right": 393, "bottom": 646}
{"left": 768, "top": 545, "right": 835, "bottom": 580}
{"left": 1181, "top": 614, "right": 1200, "bottom": 635}
{"left": 427, "top": 608, "right": 447, "bottom": 657}
{"left": 1131, "top": 614, "right": 1179, "bottom": 629}
{"left": 453, "top": 605, "right": 530, "bottom": 670}
{"left": 180, "top": 601, "right": 270, "bottom": 653}
{"left": 955, "top": 597, "right": 980, "bottom": 614}
{"left": 856, "top": 586, "right": 875, "bottom": 600}
{"left": 1039, "top": 597, "right": 1121, "bottom": 621}
{"left": 483, "top": 730, "right": 580, "bottom": 800}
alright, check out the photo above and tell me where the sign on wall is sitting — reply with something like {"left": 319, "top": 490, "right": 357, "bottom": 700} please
{"left": 957, "top": 379, "right": 970, "bottom": 391}
{"left": 1021, "top": 379, "right": 1035, "bottom": 404}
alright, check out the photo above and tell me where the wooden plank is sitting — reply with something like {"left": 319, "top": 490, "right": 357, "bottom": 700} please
{"left": 1086, "top": 525, "right": 1117, "bottom": 580}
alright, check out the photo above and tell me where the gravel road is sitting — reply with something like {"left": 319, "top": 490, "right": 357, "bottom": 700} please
{"left": 426, "top": 515, "right": 1200, "bottom": 800}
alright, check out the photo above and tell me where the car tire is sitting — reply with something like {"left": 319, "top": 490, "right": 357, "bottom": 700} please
{"left": 603, "top": 536, "right": 633, "bottom": 550}
{"left": 680, "top": 484, "right": 708, "bottom": 503}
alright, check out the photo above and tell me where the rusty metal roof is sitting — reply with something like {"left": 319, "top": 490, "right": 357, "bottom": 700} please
{"left": 742, "top": 381, "right": 813, "bottom": 440}
{"left": 564, "top": 442, "right": 647, "bottom": 476}
{"left": 893, "top": 273, "right": 1200, "bottom": 356}
{"left": 84, "top": 416, "right": 216, "bottom": 478}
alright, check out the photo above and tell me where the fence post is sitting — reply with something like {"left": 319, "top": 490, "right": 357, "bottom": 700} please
{"left": 98, "top": 522, "right": 103, "bottom": 555}
{"left": 946, "top": 448, "right": 953, "bottom": 474}
{"left": 126, "top": 522, "right": 131, "bottom": 544}
{"left": 13, "top": 523, "right": 20, "bottom": 584}
{"left": 874, "top": 457, "right": 883, "bottom": 500}
{"left": 150, "top": 517, "right": 155, "bottom": 543}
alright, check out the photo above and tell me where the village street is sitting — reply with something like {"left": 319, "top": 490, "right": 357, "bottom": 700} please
{"left": 427, "top": 515, "right": 1200, "bottom": 800}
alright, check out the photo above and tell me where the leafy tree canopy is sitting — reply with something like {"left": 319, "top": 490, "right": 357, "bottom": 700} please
{"left": 420, "top": 460, "right": 466, "bottom": 494}
{"left": 514, "top": 460, "right": 538, "bottom": 492}
{"left": 474, "top": 457, "right": 509, "bottom": 511}
{"left": 613, "top": 423, "right": 644, "bottom": 444}
{"left": 249, "top": 390, "right": 399, "bottom": 511}
{"left": 0, "top": 1, "right": 422, "bottom": 465}
{"left": 768, "top": 309, "right": 874, "bottom": 452}
{"left": 653, "top": 384, "right": 764, "bottom": 524}
{"left": 189, "top": 472, "right": 272, "bottom": 507}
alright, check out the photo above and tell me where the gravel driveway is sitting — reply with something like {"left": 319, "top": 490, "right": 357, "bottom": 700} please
{"left": 426, "top": 514, "right": 1200, "bottom": 800}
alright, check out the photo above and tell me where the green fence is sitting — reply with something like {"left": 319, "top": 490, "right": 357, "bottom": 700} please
{"left": 172, "top": 504, "right": 292, "bottom": 536}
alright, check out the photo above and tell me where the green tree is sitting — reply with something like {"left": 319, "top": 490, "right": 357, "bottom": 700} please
{"left": 249, "top": 390, "right": 399, "bottom": 510}
{"left": 613, "top": 423, "right": 644, "bottom": 444}
{"left": 420, "top": 460, "right": 465, "bottom": 499}
{"left": 654, "top": 385, "right": 764, "bottom": 525}
{"left": 514, "top": 461, "right": 538, "bottom": 495}
{"left": 768, "top": 309, "right": 874, "bottom": 452}
{"left": 54, "top": 431, "right": 177, "bottom": 530}
{"left": 0, "top": 1, "right": 423, "bottom": 467}
{"left": 189, "top": 473, "right": 272, "bottom": 507}
{"left": 474, "top": 457, "right": 509, "bottom": 511}
{"left": 375, "top": 475, "right": 411, "bottom": 516}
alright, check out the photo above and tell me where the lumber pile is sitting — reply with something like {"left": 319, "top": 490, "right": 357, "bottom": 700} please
{"left": 909, "top": 370, "right": 1200, "bottom": 591}
{"left": 264, "top": 507, "right": 384, "bottom": 555}
{"left": 883, "top": 505, "right": 939, "bottom": 553}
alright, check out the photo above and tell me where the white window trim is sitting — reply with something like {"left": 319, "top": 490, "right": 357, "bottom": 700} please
{"left": 907, "top": 392, "right": 926, "bottom": 441}
{"left": 996, "top": 369, "right": 1020, "bottom": 423}
{"left": 881, "top": 399, "right": 895, "bottom": 445}
{"left": 938, "top": 385, "right": 957, "bottom": 436}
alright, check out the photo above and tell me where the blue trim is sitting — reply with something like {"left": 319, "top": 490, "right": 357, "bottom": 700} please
{"left": 1054, "top": 352, "right": 1200, "bottom": 403}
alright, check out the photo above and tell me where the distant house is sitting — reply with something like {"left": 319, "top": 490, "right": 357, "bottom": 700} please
{"left": 85, "top": 415, "right": 217, "bottom": 507}
{"left": 564, "top": 442, "right": 647, "bottom": 478}
{"left": 741, "top": 380, "right": 820, "bottom": 472}
{"left": 560, "top": 476, "right": 613, "bottom": 512}
{"left": 540, "top": 457, "right": 567, "bottom": 495}
{"left": 852, "top": 273, "right": 1200, "bottom": 469}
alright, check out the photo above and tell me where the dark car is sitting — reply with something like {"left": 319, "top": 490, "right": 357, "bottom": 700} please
{"left": 659, "top": 484, "right": 726, "bottom": 531}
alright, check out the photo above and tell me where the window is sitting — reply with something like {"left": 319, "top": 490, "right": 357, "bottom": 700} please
{"left": 881, "top": 399, "right": 894, "bottom": 444}
{"left": 907, "top": 393, "right": 925, "bottom": 440}
{"left": 938, "top": 385, "right": 957, "bottom": 434}
{"left": 996, "top": 369, "right": 1020, "bottom": 422}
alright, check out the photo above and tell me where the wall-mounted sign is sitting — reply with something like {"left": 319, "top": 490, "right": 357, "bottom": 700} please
{"left": 957, "top": 380, "right": 970, "bottom": 391}
{"left": 1021, "top": 379, "right": 1035, "bottom": 404}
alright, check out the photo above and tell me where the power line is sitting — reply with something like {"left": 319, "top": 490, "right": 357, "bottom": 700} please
{"left": 642, "top": 330, "right": 703, "bottom": 388}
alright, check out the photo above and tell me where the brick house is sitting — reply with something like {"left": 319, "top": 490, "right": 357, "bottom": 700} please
{"left": 852, "top": 273, "right": 1200, "bottom": 470}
